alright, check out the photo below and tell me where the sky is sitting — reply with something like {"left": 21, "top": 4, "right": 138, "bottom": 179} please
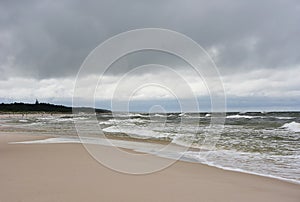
{"left": 0, "top": 0, "right": 300, "bottom": 112}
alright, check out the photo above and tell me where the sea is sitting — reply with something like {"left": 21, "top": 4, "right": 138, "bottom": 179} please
{"left": 1, "top": 111, "right": 299, "bottom": 184}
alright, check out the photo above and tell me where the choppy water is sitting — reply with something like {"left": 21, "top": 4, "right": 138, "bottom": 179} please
{"left": 1, "top": 111, "right": 300, "bottom": 183}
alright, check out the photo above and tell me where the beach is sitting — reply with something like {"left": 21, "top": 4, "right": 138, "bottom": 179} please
{"left": 2, "top": 0, "right": 300, "bottom": 201}
{"left": 1, "top": 133, "right": 299, "bottom": 202}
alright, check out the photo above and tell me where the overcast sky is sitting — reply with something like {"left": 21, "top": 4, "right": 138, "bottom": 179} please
{"left": 0, "top": 0, "right": 299, "bottom": 111}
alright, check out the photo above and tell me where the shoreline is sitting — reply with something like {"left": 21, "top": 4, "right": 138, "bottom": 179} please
{"left": 4, "top": 132, "right": 300, "bottom": 185}
{"left": 1, "top": 133, "right": 299, "bottom": 202}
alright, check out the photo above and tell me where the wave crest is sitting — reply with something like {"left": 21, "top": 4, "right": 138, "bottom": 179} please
{"left": 281, "top": 121, "right": 300, "bottom": 132}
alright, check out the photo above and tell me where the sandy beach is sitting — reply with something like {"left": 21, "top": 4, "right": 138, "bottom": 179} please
{"left": 0, "top": 133, "right": 299, "bottom": 202}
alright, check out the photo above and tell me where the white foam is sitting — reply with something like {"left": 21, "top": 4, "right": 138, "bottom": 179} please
{"left": 182, "top": 150, "right": 300, "bottom": 184}
{"left": 153, "top": 114, "right": 166, "bottom": 117}
{"left": 102, "top": 126, "right": 121, "bottom": 133}
{"left": 274, "top": 116, "right": 294, "bottom": 120}
{"left": 226, "top": 115, "right": 255, "bottom": 119}
{"left": 10, "top": 136, "right": 167, "bottom": 155}
{"left": 11, "top": 137, "right": 81, "bottom": 144}
{"left": 19, "top": 119, "right": 28, "bottom": 123}
{"left": 103, "top": 125, "right": 170, "bottom": 139}
{"left": 38, "top": 117, "right": 55, "bottom": 120}
{"left": 99, "top": 121, "right": 112, "bottom": 125}
{"left": 281, "top": 121, "right": 300, "bottom": 132}
{"left": 115, "top": 118, "right": 146, "bottom": 124}
{"left": 129, "top": 113, "right": 148, "bottom": 118}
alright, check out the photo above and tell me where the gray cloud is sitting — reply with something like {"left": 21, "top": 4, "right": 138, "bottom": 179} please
{"left": 1, "top": 0, "right": 300, "bottom": 79}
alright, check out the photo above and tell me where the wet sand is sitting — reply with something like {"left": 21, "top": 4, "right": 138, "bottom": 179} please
{"left": 0, "top": 133, "right": 299, "bottom": 202}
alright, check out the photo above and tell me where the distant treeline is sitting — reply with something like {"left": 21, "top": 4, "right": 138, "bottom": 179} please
{"left": 0, "top": 102, "right": 111, "bottom": 114}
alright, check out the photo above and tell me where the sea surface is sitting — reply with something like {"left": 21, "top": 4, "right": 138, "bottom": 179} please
{"left": 1, "top": 111, "right": 299, "bottom": 183}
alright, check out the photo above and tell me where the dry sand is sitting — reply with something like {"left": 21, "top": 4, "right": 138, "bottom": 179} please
{"left": 0, "top": 133, "right": 299, "bottom": 202}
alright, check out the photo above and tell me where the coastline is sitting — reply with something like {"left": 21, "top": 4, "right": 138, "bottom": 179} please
{"left": 0, "top": 133, "right": 299, "bottom": 202}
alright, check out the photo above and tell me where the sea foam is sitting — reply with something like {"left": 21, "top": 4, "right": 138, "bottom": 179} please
{"left": 226, "top": 115, "right": 255, "bottom": 119}
{"left": 281, "top": 121, "right": 300, "bottom": 132}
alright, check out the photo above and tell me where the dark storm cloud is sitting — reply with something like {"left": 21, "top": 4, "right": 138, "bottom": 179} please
{"left": 0, "top": 0, "right": 300, "bottom": 79}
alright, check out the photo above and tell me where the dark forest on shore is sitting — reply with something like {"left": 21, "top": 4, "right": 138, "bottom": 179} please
{"left": 0, "top": 101, "right": 111, "bottom": 114}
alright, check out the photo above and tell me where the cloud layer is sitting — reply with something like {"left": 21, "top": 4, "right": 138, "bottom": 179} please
{"left": 0, "top": 0, "right": 299, "bottom": 111}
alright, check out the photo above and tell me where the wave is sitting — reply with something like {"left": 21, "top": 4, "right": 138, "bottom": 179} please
{"left": 99, "top": 121, "right": 112, "bottom": 125}
{"left": 100, "top": 118, "right": 147, "bottom": 125}
{"left": 153, "top": 114, "right": 166, "bottom": 117}
{"left": 182, "top": 150, "right": 300, "bottom": 184}
{"left": 273, "top": 116, "right": 294, "bottom": 120}
{"left": 179, "top": 113, "right": 188, "bottom": 117}
{"left": 226, "top": 114, "right": 256, "bottom": 119}
{"left": 281, "top": 121, "right": 300, "bottom": 132}
{"left": 18, "top": 119, "right": 29, "bottom": 123}
{"left": 103, "top": 125, "right": 170, "bottom": 139}
{"left": 129, "top": 113, "right": 149, "bottom": 118}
